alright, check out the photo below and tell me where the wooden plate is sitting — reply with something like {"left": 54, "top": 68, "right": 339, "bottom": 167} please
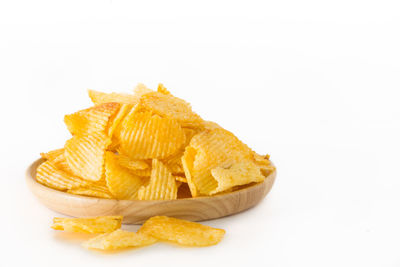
{"left": 26, "top": 158, "right": 276, "bottom": 224}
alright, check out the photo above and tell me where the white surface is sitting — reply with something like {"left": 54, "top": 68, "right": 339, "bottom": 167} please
{"left": 1, "top": 0, "right": 399, "bottom": 266}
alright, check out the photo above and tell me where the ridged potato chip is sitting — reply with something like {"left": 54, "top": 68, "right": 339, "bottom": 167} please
{"left": 139, "top": 91, "right": 203, "bottom": 128}
{"left": 133, "top": 83, "right": 154, "bottom": 97}
{"left": 175, "top": 176, "right": 187, "bottom": 183}
{"left": 183, "top": 128, "right": 254, "bottom": 195}
{"left": 68, "top": 182, "right": 113, "bottom": 199}
{"left": 105, "top": 152, "right": 145, "bottom": 200}
{"left": 139, "top": 216, "right": 225, "bottom": 246}
{"left": 181, "top": 146, "right": 198, "bottom": 197}
{"left": 117, "top": 110, "right": 186, "bottom": 159}
{"left": 65, "top": 132, "right": 111, "bottom": 181}
{"left": 40, "top": 148, "right": 65, "bottom": 161}
{"left": 88, "top": 89, "right": 138, "bottom": 105}
{"left": 157, "top": 83, "right": 171, "bottom": 95}
{"left": 36, "top": 160, "right": 90, "bottom": 190}
{"left": 64, "top": 102, "right": 120, "bottom": 136}
{"left": 83, "top": 229, "right": 157, "bottom": 250}
{"left": 52, "top": 216, "right": 122, "bottom": 233}
{"left": 51, "top": 151, "right": 73, "bottom": 173}
{"left": 116, "top": 154, "right": 149, "bottom": 170}
{"left": 137, "top": 159, "right": 178, "bottom": 200}
{"left": 210, "top": 160, "right": 265, "bottom": 194}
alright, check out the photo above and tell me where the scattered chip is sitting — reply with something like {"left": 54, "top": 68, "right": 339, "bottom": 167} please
{"left": 65, "top": 132, "right": 111, "bottom": 181}
{"left": 83, "top": 229, "right": 158, "bottom": 250}
{"left": 52, "top": 216, "right": 122, "bottom": 234}
{"left": 117, "top": 110, "right": 186, "bottom": 159}
{"left": 138, "top": 159, "right": 178, "bottom": 200}
{"left": 36, "top": 160, "right": 90, "bottom": 190}
{"left": 210, "top": 160, "right": 265, "bottom": 194}
{"left": 139, "top": 216, "right": 225, "bottom": 246}
{"left": 64, "top": 102, "right": 120, "bottom": 136}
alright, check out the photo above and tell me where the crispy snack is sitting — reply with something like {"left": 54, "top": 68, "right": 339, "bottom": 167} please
{"left": 64, "top": 102, "right": 120, "bottom": 136}
{"left": 51, "top": 151, "right": 73, "bottom": 173}
{"left": 137, "top": 159, "right": 178, "bottom": 200}
{"left": 157, "top": 83, "right": 171, "bottom": 95}
{"left": 105, "top": 152, "right": 145, "bottom": 199}
{"left": 88, "top": 89, "right": 138, "bottom": 105}
{"left": 36, "top": 160, "right": 90, "bottom": 190}
{"left": 139, "top": 91, "right": 203, "bottom": 128}
{"left": 139, "top": 216, "right": 225, "bottom": 246}
{"left": 210, "top": 160, "right": 265, "bottom": 194}
{"left": 117, "top": 110, "right": 186, "bottom": 159}
{"left": 83, "top": 229, "right": 157, "bottom": 250}
{"left": 175, "top": 176, "right": 187, "bottom": 183}
{"left": 183, "top": 128, "right": 255, "bottom": 196}
{"left": 52, "top": 216, "right": 122, "bottom": 233}
{"left": 133, "top": 83, "right": 154, "bottom": 97}
{"left": 116, "top": 154, "right": 149, "bottom": 170}
{"left": 107, "top": 103, "right": 133, "bottom": 139}
{"left": 65, "top": 132, "right": 111, "bottom": 181}
{"left": 68, "top": 182, "right": 113, "bottom": 199}
{"left": 40, "top": 148, "right": 65, "bottom": 161}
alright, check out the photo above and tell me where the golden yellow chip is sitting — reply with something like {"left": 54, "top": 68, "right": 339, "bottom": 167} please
{"left": 88, "top": 89, "right": 138, "bottom": 105}
{"left": 157, "top": 83, "right": 171, "bottom": 95}
{"left": 83, "top": 229, "right": 157, "bottom": 250}
{"left": 133, "top": 83, "right": 154, "bottom": 97}
{"left": 139, "top": 91, "right": 203, "bottom": 128}
{"left": 181, "top": 146, "right": 198, "bottom": 197}
{"left": 68, "top": 182, "right": 113, "bottom": 199}
{"left": 51, "top": 152, "right": 73, "bottom": 173}
{"left": 253, "top": 153, "right": 275, "bottom": 176}
{"left": 163, "top": 151, "right": 184, "bottom": 175}
{"left": 183, "top": 128, "right": 254, "bottom": 195}
{"left": 64, "top": 102, "right": 120, "bottom": 136}
{"left": 139, "top": 216, "right": 225, "bottom": 246}
{"left": 107, "top": 103, "right": 133, "bottom": 137}
{"left": 40, "top": 148, "right": 64, "bottom": 161}
{"left": 65, "top": 132, "right": 111, "bottom": 181}
{"left": 52, "top": 216, "right": 122, "bottom": 233}
{"left": 117, "top": 110, "right": 186, "bottom": 159}
{"left": 175, "top": 176, "right": 187, "bottom": 183}
{"left": 116, "top": 154, "right": 149, "bottom": 170}
{"left": 210, "top": 160, "right": 265, "bottom": 194}
{"left": 105, "top": 152, "right": 145, "bottom": 200}
{"left": 36, "top": 160, "right": 90, "bottom": 190}
{"left": 137, "top": 159, "right": 178, "bottom": 200}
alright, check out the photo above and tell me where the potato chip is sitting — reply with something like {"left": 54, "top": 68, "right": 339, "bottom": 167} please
{"left": 175, "top": 176, "right": 187, "bottom": 183}
{"left": 52, "top": 216, "right": 122, "bottom": 233}
{"left": 105, "top": 152, "right": 145, "bottom": 200}
{"left": 116, "top": 154, "right": 149, "bottom": 170}
{"left": 51, "top": 152, "right": 73, "bottom": 173}
{"left": 139, "top": 91, "right": 203, "bottom": 128}
{"left": 253, "top": 153, "right": 275, "bottom": 176}
{"left": 68, "top": 182, "right": 113, "bottom": 199}
{"left": 183, "top": 128, "right": 254, "bottom": 195}
{"left": 36, "top": 160, "right": 90, "bottom": 190}
{"left": 137, "top": 159, "right": 178, "bottom": 200}
{"left": 88, "top": 89, "right": 138, "bottom": 105}
{"left": 157, "top": 83, "right": 171, "bottom": 95}
{"left": 163, "top": 151, "right": 184, "bottom": 175}
{"left": 107, "top": 103, "right": 133, "bottom": 137}
{"left": 210, "top": 160, "right": 265, "bottom": 194}
{"left": 139, "top": 216, "right": 225, "bottom": 246}
{"left": 181, "top": 146, "right": 198, "bottom": 197}
{"left": 117, "top": 110, "right": 186, "bottom": 159}
{"left": 83, "top": 229, "right": 157, "bottom": 250}
{"left": 64, "top": 102, "right": 120, "bottom": 136}
{"left": 40, "top": 148, "right": 64, "bottom": 161}
{"left": 65, "top": 132, "right": 111, "bottom": 181}
{"left": 133, "top": 83, "right": 154, "bottom": 97}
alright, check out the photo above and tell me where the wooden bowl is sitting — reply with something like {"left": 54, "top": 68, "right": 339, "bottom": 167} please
{"left": 26, "top": 158, "right": 276, "bottom": 224}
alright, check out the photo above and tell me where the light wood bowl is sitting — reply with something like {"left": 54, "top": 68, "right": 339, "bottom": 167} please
{"left": 26, "top": 159, "right": 276, "bottom": 224}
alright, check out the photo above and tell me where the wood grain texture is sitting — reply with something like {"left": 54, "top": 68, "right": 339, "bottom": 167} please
{"left": 26, "top": 158, "right": 276, "bottom": 224}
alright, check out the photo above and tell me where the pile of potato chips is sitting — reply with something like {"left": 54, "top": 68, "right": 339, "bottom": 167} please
{"left": 37, "top": 83, "right": 274, "bottom": 200}
{"left": 52, "top": 215, "right": 225, "bottom": 250}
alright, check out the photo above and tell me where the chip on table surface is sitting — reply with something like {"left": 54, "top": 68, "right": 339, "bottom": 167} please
{"left": 138, "top": 216, "right": 225, "bottom": 246}
{"left": 52, "top": 216, "right": 123, "bottom": 234}
{"left": 83, "top": 229, "right": 158, "bottom": 250}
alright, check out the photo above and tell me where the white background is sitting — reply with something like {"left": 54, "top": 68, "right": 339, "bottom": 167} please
{"left": 1, "top": 0, "right": 399, "bottom": 266}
